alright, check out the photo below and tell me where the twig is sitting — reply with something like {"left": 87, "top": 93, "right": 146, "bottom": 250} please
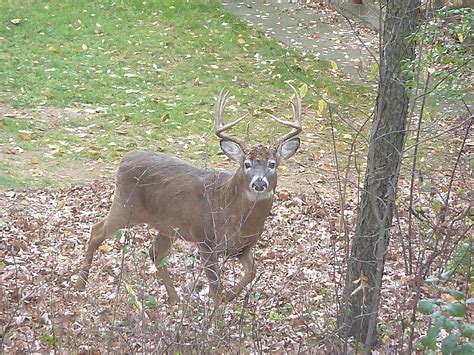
{"left": 403, "top": 116, "right": 472, "bottom": 152}
{"left": 340, "top": 13, "right": 378, "bottom": 64}
{"left": 407, "top": 71, "right": 431, "bottom": 274}
{"left": 407, "top": 117, "right": 472, "bottom": 351}
{"left": 413, "top": 59, "right": 473, "bottom": 101}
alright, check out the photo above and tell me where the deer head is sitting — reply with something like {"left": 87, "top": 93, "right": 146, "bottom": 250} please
{"left": 215, "top": 86, "right": 302, "bottom": 200}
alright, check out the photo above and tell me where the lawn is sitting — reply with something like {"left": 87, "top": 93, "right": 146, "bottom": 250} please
{"left": 0, "top": 0, "right": 370, "bottom": 189}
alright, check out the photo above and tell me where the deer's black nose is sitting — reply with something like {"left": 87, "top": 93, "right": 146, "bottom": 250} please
{"left": 252, "top": 179, "right": 267, "bottom": 192}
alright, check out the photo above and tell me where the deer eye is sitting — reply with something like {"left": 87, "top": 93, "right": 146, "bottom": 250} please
{"left": 244, "top": 161, "right": 252, "bottom": 169}
{"left": 268, "top": 161, "right": 276, "bottom": 169}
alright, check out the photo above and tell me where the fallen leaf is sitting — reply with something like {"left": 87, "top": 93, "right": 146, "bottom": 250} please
{"left": 19, "top": 133, "right": 32, "bottom": 141}
{"left": 299, "top": 83, "right": 308, "bottom": 99}
{"left": 161, "top": 113, "right": 170, "bottom": 122}
{"left": 98, "top": 244, "right": 112, "bottom": 253}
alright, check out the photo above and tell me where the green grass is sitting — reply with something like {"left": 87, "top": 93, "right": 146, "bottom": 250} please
{"left": 0, "top": 0, "right": 372, "bottom": 189}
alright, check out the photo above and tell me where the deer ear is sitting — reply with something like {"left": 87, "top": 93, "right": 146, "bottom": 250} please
{"left": 277, "top": 138, "right": 300, "bottom": 163}
{"left": 220, "top": 139, "right": 244, "bottom": 162}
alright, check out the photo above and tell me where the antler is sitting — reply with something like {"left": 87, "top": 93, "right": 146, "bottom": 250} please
{"left": 215, "top": 88, "right": 249, "bottom": 148}
{"left": 268, "top": 84, "right": 302, "bottom": 147}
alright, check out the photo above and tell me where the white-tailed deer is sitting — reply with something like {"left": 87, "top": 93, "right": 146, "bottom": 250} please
{"left": 75, "top": 87, "right": 302, "bottom": 304}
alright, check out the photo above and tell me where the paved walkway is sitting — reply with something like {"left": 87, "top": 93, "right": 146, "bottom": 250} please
{"left": 221, "top": 1, "right": 471, "bottom": 115}
{"left": 221, "top": 1, "right": 379, "bottom": 81}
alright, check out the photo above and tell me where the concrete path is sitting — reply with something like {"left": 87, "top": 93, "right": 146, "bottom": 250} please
{"left": 221, "top": 1, "right": 379, "bottom": 82}
{"left": 221, "top": 1, "right": 471, "bottom": 116}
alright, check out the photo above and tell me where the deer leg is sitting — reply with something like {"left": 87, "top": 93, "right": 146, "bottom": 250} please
{"left": 223, "top": 250, "right": 256, "bottom": 302}
{"left": 149, "top": 234, "right": 178, "bottom": 305}
{"left": 200, "top": 248, "right": 223, "bottom": 302}
{"left": 75, "top": 214, "right": 126, "bottom": 290}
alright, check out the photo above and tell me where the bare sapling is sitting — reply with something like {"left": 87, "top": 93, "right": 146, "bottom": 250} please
{"left": 74, "top": 86, "right": 302, "bottom": 304}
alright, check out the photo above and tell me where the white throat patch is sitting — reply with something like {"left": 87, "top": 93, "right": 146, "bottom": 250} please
{"left": 245, "top": 189, "right": 274, "bottom": 202}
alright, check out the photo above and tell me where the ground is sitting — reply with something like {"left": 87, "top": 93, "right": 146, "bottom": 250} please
{"left": 1, "top": 179, "right": 416, "bottom": 352}
{"left": 0, "top": 181, "right": 337, "bottom": 352}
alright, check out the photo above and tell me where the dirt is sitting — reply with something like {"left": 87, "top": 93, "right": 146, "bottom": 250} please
{"left": 1, "top": 104, "right": 83, "bottom": 123}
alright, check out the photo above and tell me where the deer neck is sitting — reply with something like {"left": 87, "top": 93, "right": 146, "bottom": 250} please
{"left": 222, "top": 169, "right": 274, "bottom": 250}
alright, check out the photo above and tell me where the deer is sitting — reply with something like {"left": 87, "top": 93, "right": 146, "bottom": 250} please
{"left": 74, "top": 86, "right": 302, "bottom": 304}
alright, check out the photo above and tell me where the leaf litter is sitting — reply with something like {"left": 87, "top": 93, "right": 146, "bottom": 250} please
{"left": 0, "top": 178, "right": 342, "bottom": 352}
{"left": 2, "top": 168, "right": 469, "bottom": 352}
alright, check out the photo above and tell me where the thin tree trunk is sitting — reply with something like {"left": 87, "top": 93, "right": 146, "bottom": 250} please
{"left": 339, "top": 0, "right": 420, "bottom": 349}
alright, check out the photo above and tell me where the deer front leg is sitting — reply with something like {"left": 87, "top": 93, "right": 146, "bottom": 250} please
{"left": 75, "top": 217, "right": 120, "bottom": 290}
{"left": 223, "top": 250, "right": 256, "bottom": 302}
{"left": 75, "top": 207, "right": 129, "bottom": 290}
{"left": 200, "top": 247, "right": 223, "bottom": 302}
{"left": 149, "top": 234, "right": 178, "bottom": 305}
{"left": 75, "top": 219, "right": 106, "bottom": 290}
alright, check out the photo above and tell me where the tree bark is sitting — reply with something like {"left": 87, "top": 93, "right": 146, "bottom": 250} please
{"left": 339, "top": 0, "right": 420, "bottom": 349}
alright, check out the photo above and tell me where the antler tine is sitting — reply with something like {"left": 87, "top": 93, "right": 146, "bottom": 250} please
{"left": 215, "top": 88, "right": 248, "bottom": 148}
{"left": 269, "top": 84, "right": 302, "bottom": 147}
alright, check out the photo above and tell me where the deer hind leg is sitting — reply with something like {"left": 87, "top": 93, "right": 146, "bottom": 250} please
{"left": 75, "top": 213, "right": 127, "bottom": 290}
{"left": 149, "top": 234, "right": 178, "bottom": 305}
{"left": 223, "top": 250, "right": 256, "bottom": 302}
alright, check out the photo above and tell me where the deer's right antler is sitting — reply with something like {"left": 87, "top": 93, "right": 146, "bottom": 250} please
{"left": 269, "top": 84, "right": 302, "bottom": 147}
{"left": 215, "top": 89, "right": 248, "bottom": 149}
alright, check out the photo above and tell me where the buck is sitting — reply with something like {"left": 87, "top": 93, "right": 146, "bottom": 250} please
{"left": 75, "top": 87, "right": 302, "bottom": 304}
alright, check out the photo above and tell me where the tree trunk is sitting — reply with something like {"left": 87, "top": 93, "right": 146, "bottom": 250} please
{"left": 339, "top": 0, "right": 420, "bottom": 349}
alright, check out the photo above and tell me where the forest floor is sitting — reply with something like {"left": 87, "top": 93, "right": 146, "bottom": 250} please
{"left": 1, "top": 154, "right": 471, "bottom": 352}
{"left": 0, "top": 181, "right": 412, "bottom": 353}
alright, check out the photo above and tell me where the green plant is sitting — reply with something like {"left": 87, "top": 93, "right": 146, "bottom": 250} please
{"left": 447, "top": 242, "right": 473, "bottom": 278}
{"left": 37, "top": 328, "right": 62, "bottom": 350}
{"left": 417, "top": 268, "right": 473, "bottom": 354}
{"left": 145, "top": 295, "right": 158, "bottom": 310}
{"left": 268, "top": 303, "right": 293, "bottom": 322}
{"left": 407, "top": 6, "right": 473, "bottom": 104}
